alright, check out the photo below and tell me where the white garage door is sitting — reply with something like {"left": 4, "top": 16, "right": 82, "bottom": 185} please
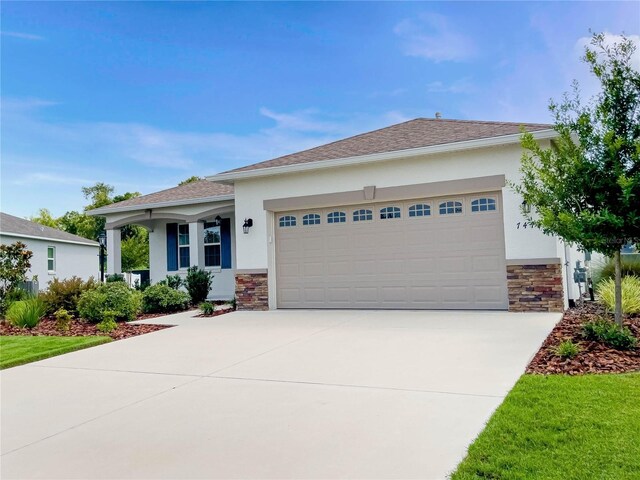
{"left": 275, "top": 192, "right": 508, "bottom": 310}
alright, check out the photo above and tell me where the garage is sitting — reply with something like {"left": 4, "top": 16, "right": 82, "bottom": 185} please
{"left": 275, "top": 191, "right": 508, "bottom": 309}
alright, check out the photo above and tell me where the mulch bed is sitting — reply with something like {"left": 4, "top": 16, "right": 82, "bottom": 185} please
{"left": 0, "top": 317, "right": 171, "bottom": 341}
{"left": 527, "top": 302, "right": 640, "bottom": 375}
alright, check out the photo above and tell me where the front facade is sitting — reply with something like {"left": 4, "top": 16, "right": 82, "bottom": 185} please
{"left": 0, "top": 212, "right": 99, "bottom": 287}
{"left": 95, "top": 118, "right": 583, "bottom": 312}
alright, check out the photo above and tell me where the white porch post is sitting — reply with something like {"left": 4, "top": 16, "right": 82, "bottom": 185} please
{"left": 106, "top": 228, "right": 122, "bottom": 275}
{"left": 188, "top": 221, "right": 204, "bottom": 268}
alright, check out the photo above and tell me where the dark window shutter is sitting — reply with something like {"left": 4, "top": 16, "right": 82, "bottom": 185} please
{"left": 221, "top": 218, "right": 232, "bottom": 269}
{"left": 166, "top": 223, "right": 178, "bottom": 271}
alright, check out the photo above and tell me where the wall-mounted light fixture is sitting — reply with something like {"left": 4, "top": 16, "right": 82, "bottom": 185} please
{"left": 213, "top": 215, "right": 222, "bottom": 226}
{"left": 521, "top": 200, "right": 531, "bottom": 215}
{"left": 243, "top": 218, "right": 253, "bottom": 234}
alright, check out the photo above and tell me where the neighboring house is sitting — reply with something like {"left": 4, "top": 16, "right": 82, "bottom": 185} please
{"left": 91, "top": 118, "right": 586, "bottom": 311}
{"left": 0, "top": 212, "right": 99, "bottom": 287}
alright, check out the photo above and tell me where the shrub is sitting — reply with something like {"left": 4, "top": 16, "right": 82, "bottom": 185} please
{"left": 77, "top": 282, "right": 141, "bottom": 323}
{"left": 142, "top": 283, "right": 190, "bottom": 313}
{"left": 54, "top": 308, "right": 73, "bottom": 332}
{"left": 583, "top": 317, "right": 638, "bottom": 350}
{"left": 106, "top": 273, "right": 125, "bottom": 283}
{"left": 6, "top": 298, "right": 46, "bottom": 328}
{"left": 96, "top": 310, "right": 117, "bottom": 333}
{"left": 133, "top": 279, "right": 151, "bottom": 291}
{"left": 185, "top": 266, "right": 214, "bottom": 304}
{"left": 200, "top": 301, "right": 215, "bottom": 315}
{"left": 596, "top": 275, "right": 640, "bottom": 314}
{"left": 2, "top": 287, "right": 30, "bottom": 314}
{"left": 593, "top": 255, "right": 640, "bottom": 285}
{"left": 554, "top": 340, "right": 581, "bottom": 358}
{"left": 165, "top": 274, "right": 183, "bottom": 290}
{"left": 40, "top": 276, "right": 97, "bottom": 316}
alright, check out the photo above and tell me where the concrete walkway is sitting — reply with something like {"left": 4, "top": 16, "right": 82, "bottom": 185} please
{"left": 1, "top": 310, "right": 559, "bottom": 479}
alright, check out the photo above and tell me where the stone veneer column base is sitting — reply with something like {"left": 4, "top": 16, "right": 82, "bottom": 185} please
{"left": 507, "top": 262, "right": 564, "bottom": 312}
{"left": 235, "top": 272, "right": 269, "bottom": 311}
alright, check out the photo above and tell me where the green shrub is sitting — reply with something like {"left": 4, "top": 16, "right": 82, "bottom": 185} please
{"left": 142, "top": 283, "right": 190, "bottom": 313}
{"left": 593, "top": 255, "right": 640, "bottom": 285}
{"left": 133, "top": 279, "right": 151, "bottom": 291}
{"left": 106, "top": 273, "right": 125, "bottom": 283}
{"left": 77, "top": 282, "right": 141, "bottom": 323}
{"left": 583, "top": 317, "right": 638, "bottom": 350}
{"left": 165, "top": 274, "right": 183, "bottom": 290}
{"left": 596, "top": 275, "right": 640, "bottom": 314}
{"left": 1, "top": 287, "right": 30, "bottom": 315}
{"left": 6, "top": 298, "right": 46, "bottom": 328}
{"left": 554, "top": 340, "right": 581, "bottom": 358}
{"left": 200, "top": 301, "right": 215, "bottom": 315}
{"left": 54, "top": 308, "right": 73, "bottom": 332}
{"left": 96, "top": 310, "right": 118, "bottom": 333}
{"left": 185, "top": 266, "right": 214, "bottom": 305}
{"left": 40, "top": 276, "right": 97, "bottom": 316}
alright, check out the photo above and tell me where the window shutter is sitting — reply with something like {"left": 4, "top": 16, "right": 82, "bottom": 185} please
{"left": 166, "top": 223, "right": 178, "bottom": 271}
{"left": 221, "top": 218, "right": 232, "bottom": 269}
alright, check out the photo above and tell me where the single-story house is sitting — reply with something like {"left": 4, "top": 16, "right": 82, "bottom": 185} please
{"left": 0, "top": 212, "right": 99, "bottom": 287}
{"left": 91, "top": 118, "right": 586, "bottom": 312}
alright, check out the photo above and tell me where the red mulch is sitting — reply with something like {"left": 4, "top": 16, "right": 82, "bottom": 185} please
{"left": 526, "top": 302, "right": 640, "bottom": 375}
{"left": 0, "top": 317, "right": 171, "bottom": 341}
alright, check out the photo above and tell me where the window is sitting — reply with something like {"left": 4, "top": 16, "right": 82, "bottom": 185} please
{"left": 327, "top": 211, "right": 346, "bottom": 224}
{"left": 302, "top": 213, "right": 321, "bottom": 225}
{"left": 439, "top": 201, "right": 463, "bottom": 215}
{"left": 353, "top": 209, "right": 373, "bottom": 222}
{"left": 409, "top": 204, "right": 431, "bottom": 217}
{"left": 178, "top": 224, "right": 190, "bottom": 268}
{"left": 380, "top": 206, "right": 401, "bottom": 219}
{"left": 471, "top": 198, "right": 496, "bottom": 212}
{"left": 47, "top": 246, "right": 56, "bottom": 272}
{"left": 279, "top": 215, "right": 296, "bottom": 227}
{"left": 203, "top": 221, "right": 221, "bottom": 267}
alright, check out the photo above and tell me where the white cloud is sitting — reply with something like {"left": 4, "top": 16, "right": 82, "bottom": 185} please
{"left": 575, "top": 33, "right": 640, "bottom": 72}
{"left": 394, "top": 13, "right": 476, "bottom": 62}
{"left": 426, "top": 78, "right": 476, "bottom": 94}
{"left": 1, "top": 31, "right": 44, "bottom": 41}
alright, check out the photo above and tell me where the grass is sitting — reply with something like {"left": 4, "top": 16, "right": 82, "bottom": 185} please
{"left": 0, "top": 335, "right": 112, "bottom": 369}
{"left": 451, "top": 373, "right": 640, "bottom": 480}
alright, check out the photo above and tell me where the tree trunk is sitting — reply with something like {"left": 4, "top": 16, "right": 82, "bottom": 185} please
{"left": 614, "top": 249, "right": 623, "bottom": 328}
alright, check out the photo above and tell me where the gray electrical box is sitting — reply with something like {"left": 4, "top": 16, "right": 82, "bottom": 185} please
{"left": 574, "top": 263, "right": 587, "bottom": 283}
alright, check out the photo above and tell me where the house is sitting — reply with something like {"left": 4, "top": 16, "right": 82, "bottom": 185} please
{"left": 91, "top": 118, "right": 585, "bottom": 312}
{"left": 0, "top": 212, "right": 99, "bottom": 287}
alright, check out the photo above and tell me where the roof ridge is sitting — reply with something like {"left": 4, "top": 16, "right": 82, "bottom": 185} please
{"left": 0, "top": 212, "right": 98, "bottom": 244}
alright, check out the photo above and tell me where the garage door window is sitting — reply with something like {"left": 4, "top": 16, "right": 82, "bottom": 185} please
{"left": 471, "top": 198, "right": 496, "bottom": 212}
{"left": 353, "top": 209, "right": 373, "bottom": 222}
{"left": 279, "top": 215, "right": 297, "bottom": 227}
{"left": 327, "top": 211, "right": 346, "bottom": 224}
{"left": 439, "top": 201, "right": 463, "bottom": 215}
{"left": 302, "top": 214, "right": 321, "bottom": 225}
{"left": 408, "top": 204, "right": 431, "bottom": 217}
{"left": 380, "top": 206, "right": 401, "bottom": 219}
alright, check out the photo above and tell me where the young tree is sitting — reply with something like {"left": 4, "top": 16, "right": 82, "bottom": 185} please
{"left": 516, "top": 33, "right": 640, "bottom": 327}
{"left": 0, "top": 241, "right": 33, "bottom": 312}
{"left": 178, "top": 175, "right": 203, "bottom": 186}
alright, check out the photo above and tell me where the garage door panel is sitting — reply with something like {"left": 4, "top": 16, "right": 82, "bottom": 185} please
{"left": 276, "top": 191, "right": 507, "bottom": 309}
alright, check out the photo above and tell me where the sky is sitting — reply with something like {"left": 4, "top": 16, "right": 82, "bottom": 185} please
{"left": 1, "top": 1, "right": 639, "bottom": 218}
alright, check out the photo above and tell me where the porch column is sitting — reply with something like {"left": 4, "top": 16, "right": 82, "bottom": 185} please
{"left": 106, "top": 228, "right": 122, "bottom": 275}
{"left": 188, "top": 221, "right": 204, "bottom": 268}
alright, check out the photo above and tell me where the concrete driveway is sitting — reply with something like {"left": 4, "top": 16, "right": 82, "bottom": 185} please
{"left": 1, "top": 310, "right": 559, "bottom": 479}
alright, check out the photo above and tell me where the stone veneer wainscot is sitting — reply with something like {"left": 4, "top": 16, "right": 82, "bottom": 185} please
{"left": 235, "top": 271, "right": 269, "bottom": 311}
{"left": 506, "top": 260, "right": 564, "bottom": 312}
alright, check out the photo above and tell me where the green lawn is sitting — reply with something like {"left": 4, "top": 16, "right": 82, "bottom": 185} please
{"left": 0, "top": 335, "right": 112, "bottom": 369}
{"left": 452, "top": 373, "right": 640, "bottom": 480}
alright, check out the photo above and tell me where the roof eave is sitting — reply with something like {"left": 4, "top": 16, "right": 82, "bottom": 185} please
{"left": 88, "top": 194, "right": 236, "bottom": 216}
{"left": 208, "top": 129, "right": 557, "bottom": 183}
{"left": 0, "top": 232, "right": 99, "bottom": 247}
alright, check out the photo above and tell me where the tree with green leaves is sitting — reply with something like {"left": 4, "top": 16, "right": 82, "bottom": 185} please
{"left": 179, "top": 176, "right": 203, "bottom": 186}
{"left": 516, "top": 32, "right": 639, "bottom": 327}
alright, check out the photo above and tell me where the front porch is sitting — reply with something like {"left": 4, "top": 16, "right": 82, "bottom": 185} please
{"left": 103, "top": 201, "right": 237, "bottom": 300}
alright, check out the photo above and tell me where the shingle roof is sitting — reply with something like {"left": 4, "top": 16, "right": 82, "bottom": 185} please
{"left": 223, "top": 118, "right": 553, "bottom": 173}
{"left": 0, "top": 212, "right": 98, "bottom": 246}
{"left": 91, "top": 180, "right": 234, "bottom": 214}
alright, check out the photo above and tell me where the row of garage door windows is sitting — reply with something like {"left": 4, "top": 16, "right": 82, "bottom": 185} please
{"left": 278, "top": 197, "right": 497, "bottom": 227}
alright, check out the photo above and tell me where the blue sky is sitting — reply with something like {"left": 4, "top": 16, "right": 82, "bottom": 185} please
{"left": 1, "top": 1, "right": 638, "bottom": 218}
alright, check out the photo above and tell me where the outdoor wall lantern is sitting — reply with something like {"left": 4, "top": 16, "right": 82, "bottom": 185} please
{"left": 97, "top": 231, "right": 107, "bottom": 282}
{"left": 521, "top": 200, "right": 531, "bottom": 215}
{"left": 213, "top": 215, "right": 222, "bottom": 226}
{"left": 243, "top": 218, "right": 253, "bottom": 234}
